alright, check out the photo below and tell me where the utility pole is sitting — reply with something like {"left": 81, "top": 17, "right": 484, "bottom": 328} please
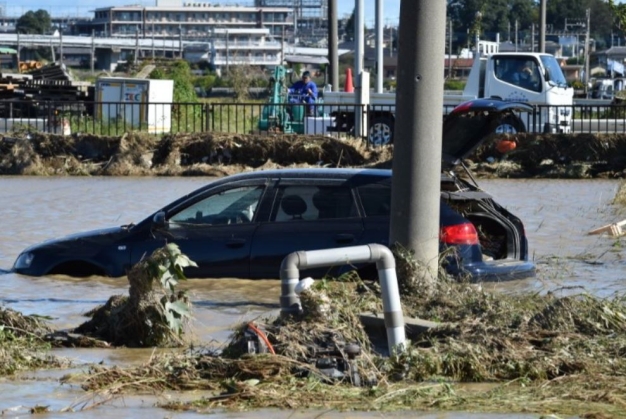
{"left": 225, "top": 29, "right": 229, "bottom": 75}
{"left": 134, "top": 30, "right": 139, "bottom": 65}
{"left": 328, "top": 0, "right": 338, "bottom": 91}
{"left": 354, "top": 0, "right": 365, "bottom": 138}
{"left": 514, "top": 20, "right": 518, "bottom": 52}
{"left": 584, "top": 8, "right": 591, "bottom": 97}
{"left": 390, "top": 0, "right": 446, "bottom": 284}
{"left": 539, "top": 0, "right": 548, "bottom": 53}
{"left": 90, "top": 29, "right": 95, "bottom": 74}
{"left": 531, "top": 24, "right": 535, "bottom": 52}
{"left": 375, "top": 0, "right": 383, "bottom": 93}
{"left": 59, "top": 32, "right": 64, "bottom": 65}
{"left": 448, "top": 19, "right": 452, "bottom": 79}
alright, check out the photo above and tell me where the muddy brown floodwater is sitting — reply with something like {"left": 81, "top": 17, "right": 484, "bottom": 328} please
{"left": 0, "top": 176, "right": 624, "bottom": 418}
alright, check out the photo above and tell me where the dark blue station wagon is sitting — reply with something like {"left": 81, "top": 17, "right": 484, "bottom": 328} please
{"left": 13, "top": 100, "right": 536, "bottom": 282}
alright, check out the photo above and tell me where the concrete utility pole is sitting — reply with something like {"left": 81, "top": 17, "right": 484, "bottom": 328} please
{"left": 354, "top": 0, "right": 365, "bottom": 137}
{"left": 390, "top": 0, "right": 446, "bottom": 282}
{"left": 328, "top": 0, "right": 339, "bottom": 91}
{"left": 539, "top": 0, "right": 546, "bottom": 52}
{"left": 90, "top": 29, "right": 95, "bottom": 74}
{"left": 59, "top": 32, "right": 64, "bottom": 65}
{"left": 375, "top": 0, "right": 383, "bottom": 93}
{"left": 584, "top": 8, "right": 591, "bottom": 97}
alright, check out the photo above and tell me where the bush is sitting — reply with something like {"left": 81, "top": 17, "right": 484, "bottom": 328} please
{"left": 444, "top": 79, "right": 465, "bottom": 90}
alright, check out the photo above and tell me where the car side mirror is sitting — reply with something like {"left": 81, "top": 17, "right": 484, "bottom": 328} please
{"left": 153, "top": 211, "right": 167, "bottom": 229}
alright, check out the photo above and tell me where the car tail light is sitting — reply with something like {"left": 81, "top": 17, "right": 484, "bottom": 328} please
{"left": 440, "top": 223, "right": 479, "bottom": 245}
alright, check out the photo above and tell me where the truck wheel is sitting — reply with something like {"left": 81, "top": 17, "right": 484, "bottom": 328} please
{"left": 494, "top": 115, "right": 525, "bottom": 134}
{"left": 368, "top": 117, "right": 394, "bottom": 146}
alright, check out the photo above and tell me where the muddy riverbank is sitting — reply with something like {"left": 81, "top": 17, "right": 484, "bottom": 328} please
{"left": 2, "top": 131, "right": 626, "bottom": 178}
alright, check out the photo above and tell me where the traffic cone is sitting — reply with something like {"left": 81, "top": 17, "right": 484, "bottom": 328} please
{"left": 344, "top": 67, "right": 354, "bottom": 93}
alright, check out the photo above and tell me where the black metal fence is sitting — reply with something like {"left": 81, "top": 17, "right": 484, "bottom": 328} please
{"left": 1, "top": 100, "right": 625, "bottom": 138}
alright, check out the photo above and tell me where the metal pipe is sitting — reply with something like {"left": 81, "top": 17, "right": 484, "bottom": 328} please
{"left": 280, "top": 244, "right": 405, "bottom": 353}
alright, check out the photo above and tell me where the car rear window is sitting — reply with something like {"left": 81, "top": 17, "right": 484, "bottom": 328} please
{"left": 274, "top": 185, "right": 357, "bottom": 222}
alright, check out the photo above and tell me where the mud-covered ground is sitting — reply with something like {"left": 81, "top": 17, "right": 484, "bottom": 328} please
{"left": 1, "top": 131, "right": 626, "bottom": 178}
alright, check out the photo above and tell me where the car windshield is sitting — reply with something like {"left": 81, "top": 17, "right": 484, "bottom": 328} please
{"left": 540, "top": 55, "right": 567, "bottom": 87}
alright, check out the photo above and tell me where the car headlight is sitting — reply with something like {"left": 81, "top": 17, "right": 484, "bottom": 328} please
{"left": 14, "top": 252, "right": 34, "bottom": 270}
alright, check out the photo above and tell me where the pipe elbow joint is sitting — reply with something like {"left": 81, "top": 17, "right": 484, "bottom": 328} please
{"left": 368, "top": 243, "right": 395, "bottom": 270}
{"left": 280, "top": 251, "right": 307, "bottom": 280}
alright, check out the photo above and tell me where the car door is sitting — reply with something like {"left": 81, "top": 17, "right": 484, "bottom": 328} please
{"left": 249, "top": 179, "right": 364, "bottom": 279}
{"left": 131, "top": 179, "right": 268, "bottom": 278}
{"left": 355, "top": 180, "right": 392, "bottom": 247}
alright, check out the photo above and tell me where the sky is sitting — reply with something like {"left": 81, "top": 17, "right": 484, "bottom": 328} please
{"left": 1, "top": 0, "right": 401, "bottom": 25}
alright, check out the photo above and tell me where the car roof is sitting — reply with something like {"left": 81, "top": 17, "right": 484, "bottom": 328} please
{"left": 214, "top": 167, "right": 392, "bottom": 183}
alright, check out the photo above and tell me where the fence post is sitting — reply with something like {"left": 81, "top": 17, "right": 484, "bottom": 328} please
{"left": 204, "top": 103, "right": 212, "bottom": 132}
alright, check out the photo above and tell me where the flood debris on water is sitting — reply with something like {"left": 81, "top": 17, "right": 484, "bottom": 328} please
{"left": 71, "top": 248, "right": 626, "bottom": 417}
{"left": 0, "top": 307, "right": 70, "bottom": 375}
{"left": 74, "top": 243, "right": 195, "bottom": 347}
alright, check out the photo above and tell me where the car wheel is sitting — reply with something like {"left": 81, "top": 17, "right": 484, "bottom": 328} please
{"left": 494, "top": 115, "right": 525, "bottom": 134}
{"left": 368, "top": 117, "right": 394, "bottom": 146}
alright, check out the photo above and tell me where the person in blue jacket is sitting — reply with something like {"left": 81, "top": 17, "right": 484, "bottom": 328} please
{"left": 288, "top": 70, "right": 318, "bottom": 116}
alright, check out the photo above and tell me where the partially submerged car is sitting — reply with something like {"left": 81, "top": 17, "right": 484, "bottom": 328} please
{"left": 13, "top": 99, "right": 535, "bottom": 282}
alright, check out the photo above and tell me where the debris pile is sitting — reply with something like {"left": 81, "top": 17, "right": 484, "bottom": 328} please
{"left": 75, "top": 243, "right": 194, "bottom": 348}
{"left": 0, "top": 307, "right": 69, "bottom": 376}
{"left": 70, "top": 251, "right": 626, "bottom": 415}
{"left": 0, "top": 132, "right": 390, "bottom": 176}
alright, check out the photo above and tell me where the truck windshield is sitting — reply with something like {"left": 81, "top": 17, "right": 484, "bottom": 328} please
{"left": 540, "top": 55, "right": 567, "bottom": 87}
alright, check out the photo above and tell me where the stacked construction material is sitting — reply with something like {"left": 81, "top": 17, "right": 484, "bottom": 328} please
{"left": 21, "top": 63, "right": 93, "bottom": 101}
{"left": 0, "top": 63, "right": 93, "bottom": 102}
{"left": 0, "top": 63, "right": 94, "bottom": 119}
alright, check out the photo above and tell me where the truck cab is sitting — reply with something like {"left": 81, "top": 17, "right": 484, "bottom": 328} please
{"left": 591, "top": 78, "right": 625, "bottom": 100}
{"left": 463, "top": 41, "right": 573, "bottom": 133}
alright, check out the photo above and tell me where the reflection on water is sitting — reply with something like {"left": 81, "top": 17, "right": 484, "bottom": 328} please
{"left": 0, "top": 176, "right": 624, "bottom": 418}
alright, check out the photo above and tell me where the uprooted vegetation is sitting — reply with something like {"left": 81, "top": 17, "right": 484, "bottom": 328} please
{"left": 3, "top": 131, "right": 626, "bottom": 178}
{"left": 70, "top": 251, "right": 626, "bottom": 417}
{"left": 75, "top": 243, "right": 195, "bottom": 347}
{"left": 0, "top": 132, "right": 390, "bottom": 176}
{"left": 0, "top": 307, "right": 70, "bottom": 375}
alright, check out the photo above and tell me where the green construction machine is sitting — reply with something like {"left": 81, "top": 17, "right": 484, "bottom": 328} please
{"left": 257, "top": 66, "right": 312, "bottom": 134}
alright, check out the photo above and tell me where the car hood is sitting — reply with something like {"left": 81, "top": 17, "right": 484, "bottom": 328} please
{"left": 442, "top": 98, "right": 534, "bottom": 168}
{"left": 23, "top": 226, "right": 131, "bottom": 253}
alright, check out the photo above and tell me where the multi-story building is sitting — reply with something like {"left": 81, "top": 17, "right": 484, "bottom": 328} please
{"left": 87, "top": 1, "right": 294, "bottom": 39}
{"left": 254, "top": 0, "right": 327, "bottom": 44}
{"left": 73, "top": 0, "right": 293, "bottom": 68}
{"left": 185, "top": 27, "right": 283, "bottom": 68}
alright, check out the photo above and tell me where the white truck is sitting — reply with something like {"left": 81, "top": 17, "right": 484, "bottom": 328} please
{"left": 322, "top": 41, "right": 574, "bottom": 145}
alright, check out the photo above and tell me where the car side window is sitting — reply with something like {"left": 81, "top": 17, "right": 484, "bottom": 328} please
{"left": 358, "top": 184, "right": 391, "bottom": 217}
{"left": 169, "top": 185, "right": 264, "bottom": 226}
{"left": 273, "top": 185, "right": 357, "bottom": 222}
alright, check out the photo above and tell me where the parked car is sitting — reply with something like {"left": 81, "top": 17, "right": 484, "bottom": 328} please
{"left": 13, "top": 99, "right": 536, "bottom": 282}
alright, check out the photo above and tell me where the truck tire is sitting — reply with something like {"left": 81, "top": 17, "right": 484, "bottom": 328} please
{"left": 368, "top": 116, "right": 394, "bottom": 146}
{"left": 494, "top": 115, "right": 525, "bottom": 134}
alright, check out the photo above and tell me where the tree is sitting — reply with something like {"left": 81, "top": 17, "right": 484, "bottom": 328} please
{"left": 16, "top": 9, "right": 52, "bottom": 34}
{"left": 343, "top": 9, "right": 355, "bottom": 41}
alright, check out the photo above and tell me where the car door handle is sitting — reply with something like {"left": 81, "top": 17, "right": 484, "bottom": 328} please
{"left": 226, "top": 238, "right": 247, "bottom": 248}
{"left": 334, "top": 233, "right": 355, "bottom": 244}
